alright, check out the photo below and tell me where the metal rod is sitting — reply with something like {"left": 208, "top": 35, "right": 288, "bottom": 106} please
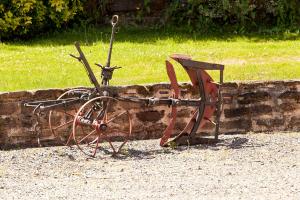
{"left": 74, "top": 42, "right": 102, "bottom": 93}
{"left": 39, "top": 99, "right": 81, "bottom": 112}
{"left": 189, "top": 70, "right": 206, "bottom": 139}
{"left": 215, "top": 69, "right": 224, "bottom": 140}
{"left": 105, "top": 15, "right": 118, "bottom": 68}
{"left": 117, "top": 96, "right": 206, "bottom": 107}
{"left": 24, "top": 98, "right": 79, "bottom": 107}
{"left": 180, "top": 59, "right": 224, "bottom": 70}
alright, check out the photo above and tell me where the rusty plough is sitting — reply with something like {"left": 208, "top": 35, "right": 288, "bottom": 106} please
{"left": 25, "top": 15, "right": 224, "bottom": 157}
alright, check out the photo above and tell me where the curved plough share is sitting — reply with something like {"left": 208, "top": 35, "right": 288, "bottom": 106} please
{"left": 160, "top": 54, "right": 224, "bottom": 147}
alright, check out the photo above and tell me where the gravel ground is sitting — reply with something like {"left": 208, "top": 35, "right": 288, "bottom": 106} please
{"left": 0, "top": 132, "right": 299, "bottom": 200}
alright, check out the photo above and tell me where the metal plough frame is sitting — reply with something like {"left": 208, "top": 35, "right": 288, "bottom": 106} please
{"left": 25, "top": 15, "right": 224, "bottom": 157}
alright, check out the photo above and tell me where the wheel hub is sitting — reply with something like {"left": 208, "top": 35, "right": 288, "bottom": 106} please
{"left": 92, "top": 120, "right": 108, "bottom": 132}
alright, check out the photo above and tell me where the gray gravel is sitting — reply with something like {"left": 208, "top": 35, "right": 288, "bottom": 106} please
{"left": 0, "top": 132, "right": 299, "bottom": 200}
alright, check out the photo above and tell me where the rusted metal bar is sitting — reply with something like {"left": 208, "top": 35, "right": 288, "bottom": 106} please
{"left": 24, "top": 98, "right": 82, "bottom": 112}
{"left": 117, "top": 96, "right": 209, "bottom": 107}
{"left": 175, "top": 58, "right": 224, "bottom": 70}
{"left": 215, "top": 69, "right": 224, "bottom": 140}
{"left": 106, "top": 15, "right": 118, "bottom": 68}
{"left": 72, "top": 42, "right": 102, "bottom": 93}
{"left": 188, "top": 70, "right": 206, "bottom": 140}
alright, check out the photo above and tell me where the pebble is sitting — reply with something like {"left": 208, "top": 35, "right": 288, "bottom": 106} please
{"left": 0, "top": 132, "right": 299, "bottom": 199}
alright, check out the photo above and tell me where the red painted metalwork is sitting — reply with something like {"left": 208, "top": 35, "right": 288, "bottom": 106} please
{"left": 159, "top": 60, "right": 179, "bottom": 146}
{"left": 72, "top": 96, "right": 132, "bottom": 157}
{"left": 24, "top": 15, "right": 224, "bottom": 157}
{"left": 48, "top": 89, "right": 90, "bottom": 145}
{"left": 158, "top": 54, "right": 222, "bottom": 145}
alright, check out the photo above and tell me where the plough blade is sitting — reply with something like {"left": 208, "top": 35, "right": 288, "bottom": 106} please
{"left": 165, "top": 60, "right": 180, "bottom": 98}
{"left": 159, "top": 61, "right": 179, "bottom": 146}
{"left": 160, "top": 106, "right": 177, "bottom": 146}
{"left": 161, "top": 54, "right": 224, "bottom": 146}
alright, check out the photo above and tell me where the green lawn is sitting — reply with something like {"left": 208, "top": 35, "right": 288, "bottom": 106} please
{"left": 0, "top": 28, "right": 299, "bottom": 92}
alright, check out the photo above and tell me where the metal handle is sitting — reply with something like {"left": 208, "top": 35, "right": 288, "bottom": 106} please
{"left": 105, "top": 15, "right": 119, "bottom": 68}
{"left": 111, "top": 15, "right": 118, "bottom": 26}
{"left": 74, "top": 42, "right": 102, "bottom": 93}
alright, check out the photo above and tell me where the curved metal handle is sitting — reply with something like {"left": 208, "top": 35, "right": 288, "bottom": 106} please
{"left": 105, "top": 15, "right": 119, "bottom": 69}
{"left": 111, "top": 15, "right": 118, "bottom": 26}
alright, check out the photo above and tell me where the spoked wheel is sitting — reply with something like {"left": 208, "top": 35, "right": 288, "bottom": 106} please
{"left": 73, "top": 96, "right": 132, "bottom": 157}
{"left": 49, "top": 89, "right": 90, "bottom": 145}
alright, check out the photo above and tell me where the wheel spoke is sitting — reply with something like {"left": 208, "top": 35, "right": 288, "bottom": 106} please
{"left": 73, "top": 96, "right": 131, "bottom": 157}
{"left": 66, "top": 130, "right": 73, "bottom": 146}
{"left": 106, "top": 137, "right": 117, "bottom": 154}
{"left": 52, "top": 119, "right": 73, "bottom": 130}
{"left": 101, "top": 99, "right": 111, "bottom": 120}
{"left": 117, "top": 141, "right": 128, "bottom": 154}
{"left": 93, "top": 136, "right": 100, "bottom": 157}
{"left": 88, "top": 136, "right": 99, "bottom": 145}
{"left": 48, "top": 89, "right": 90, "bottom": 147}
{"left": 106, "top": 111, "right": 127, "bottom": 124}
{"left": 106, "top": 135, "right": 127, "bottom": 155}
{"left": 79, "top": 130, "right": 96, "bottom": 143}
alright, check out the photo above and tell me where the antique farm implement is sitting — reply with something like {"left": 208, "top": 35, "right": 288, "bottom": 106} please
{"left": 25, "top": 15, "right": 224, "bottom": 157}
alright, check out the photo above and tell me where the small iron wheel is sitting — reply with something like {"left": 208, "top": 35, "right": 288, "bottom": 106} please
{"left": 49, "top": 89, "right": 89, "bottom": 145}
{"left": 72, "top": 96, "right": 132, "bottom": 157}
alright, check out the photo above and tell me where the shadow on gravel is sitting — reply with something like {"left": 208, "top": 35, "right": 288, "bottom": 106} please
{"left": 110, "top": 137, "right": 257, "bottom": 160}
{"left": 0, "top": 137, "right": 264, "bottom": 161}
{"left": 192, "top": 137, "right": 265, "bottom": 150}
{"left": 172, "top": 137, "right": 253, "bottom": 151}
{"left": 219, "top": 137, "right": 250, "bottom": 149}
{"left": 112, "top": 148, "right": 175, "bottom": 160}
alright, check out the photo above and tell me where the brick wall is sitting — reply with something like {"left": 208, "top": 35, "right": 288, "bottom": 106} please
{"left": 0, "top": 80, "right": 299, "bottom": 148}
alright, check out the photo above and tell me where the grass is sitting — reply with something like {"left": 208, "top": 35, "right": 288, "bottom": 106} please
{"left": 0, "top": 27, "right": 299, "bottom": 92}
